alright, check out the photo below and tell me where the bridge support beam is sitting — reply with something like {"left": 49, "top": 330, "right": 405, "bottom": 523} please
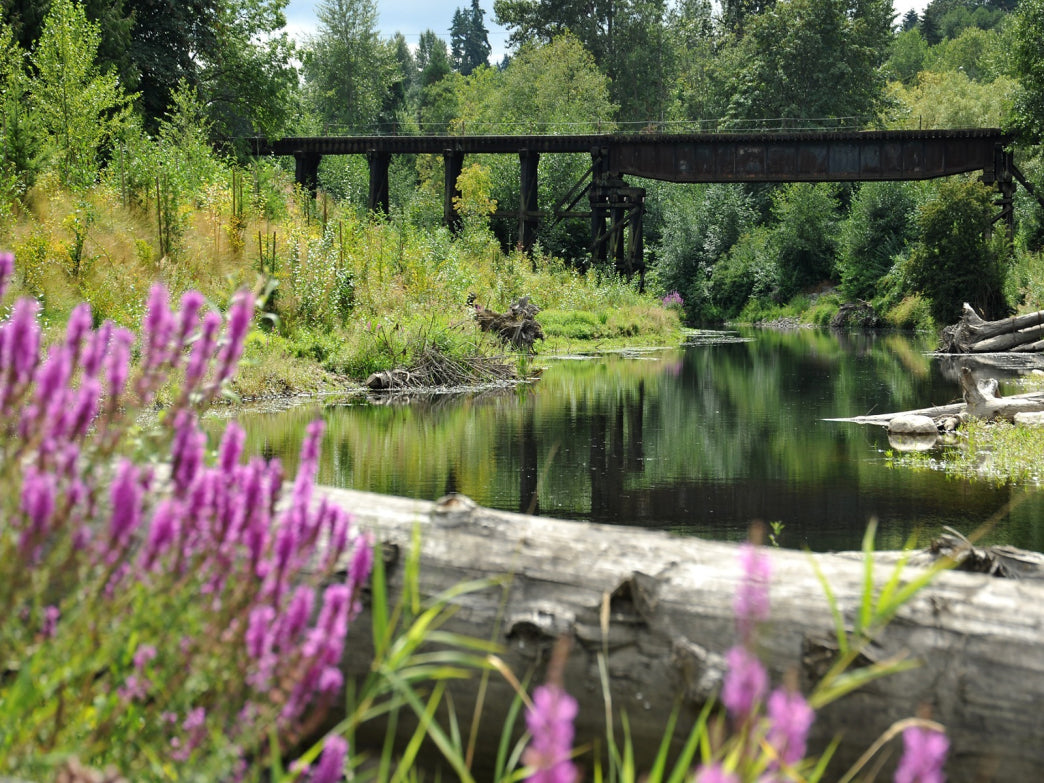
{"left": 519, "top": 150, "right": 540, "bottom": 253}
{"left": 294, "top": 151, "right": 321, "bottom": 197}
{"left": 589, "top": 149, "right": 609, "bottom": 267}
{"left": 367, "top": 150, "right": 390, "bottom": 215}
{"left": 589, "top": 149, "right": 645, "bottom": 281}
{"left": 444, "top": 150, "right": 464, "bottom": 233}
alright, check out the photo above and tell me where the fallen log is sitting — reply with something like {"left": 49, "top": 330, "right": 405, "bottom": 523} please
{"left": 326, "top": 487, "right": 1044, "bottom": 780}
{"left": 959, "top": 365, "right": 1044, "bottom": 420}
{"left": 827, "top": 369, "right": 1044, "bottom": 426}
{"left": 941, "top": 303, "right": 1044, "bottom": 353}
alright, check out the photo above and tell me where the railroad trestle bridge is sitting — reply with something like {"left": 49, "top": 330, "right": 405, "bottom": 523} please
{"left": 251, "top": 129, "right": 1029, "bottom": 276}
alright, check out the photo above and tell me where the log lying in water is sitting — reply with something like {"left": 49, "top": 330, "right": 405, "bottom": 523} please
{"left": 325, "top": 487, "right": 1044, "bottom": 780}
{"left": 941, "top": 303, "right": 1044, "bottom": 353}
{"left": 827, "top": 367, "right": 1044, "bottom": 427}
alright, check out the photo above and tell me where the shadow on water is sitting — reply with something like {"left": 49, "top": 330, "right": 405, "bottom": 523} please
{"left": 223, "top": 328, "right": 1044, "bottom": 552}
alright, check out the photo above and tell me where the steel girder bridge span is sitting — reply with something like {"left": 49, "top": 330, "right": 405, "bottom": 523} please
{"left": 251, "top": 129, "right": 1031, "bottom": 278}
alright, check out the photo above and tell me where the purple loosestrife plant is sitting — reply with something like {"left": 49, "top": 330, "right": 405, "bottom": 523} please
{"left": 894, "top": 725, "right": 948, "bottom": 783}
{"left": 522, "top": 637, "right": 579, "bottom": 783}
{"left": 0, "top": 255, "right": 373, "bottom": 780}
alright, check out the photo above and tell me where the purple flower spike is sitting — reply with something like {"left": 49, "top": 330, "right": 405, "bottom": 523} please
{"left": 735, "top": 542, "right": 771, "bottom": 645}
{"left": 523, "top": 684, "right": 579, "bottom": 783}
{"left": 107, "top": 459, "right": 143, "bottom": 558}
{"left": 141, "top": 284, "right": 174, "bottom": 375}
{"left": 80, "top": 321, "right": 111, "bottom": 378}
{"left": 721, "top": 645, "right": 768, "bottom": 723}
{"left": 186, "top": 310, "right": 222, "bottom": 390}
{"left": 310, "top": 734, "right": 348, "bottom": 783}
{"left": 105, "top": 328, "right": 135, "bottom": 402}
{"left": 214, "top": 289, "right": 254, "bottom": 387}
{"left": 0, "top": 251, "right": 14, "bottom": 300}
{"left": 20, "top": 466, "right": 56, "bottom": 557}
{"left": 895, "top": 725, "right": 948, "bottom": 783}
{"left": 141, "top": 499, "right": 180, "bottom": 571}
{"left": 40, "top": 605, "right": 60, "bottom": 638}
{"left": 693, "top": 763, "right": 740, "bottom": 783}
{"left": 766, "top": 687, "right": 815, "bottom": 768}
{"left": 64, "top": 302, "right": 93, "bottom": 359}
{"left": 176, "top": 290, "right": 205, "bottom": 347}
{"left": 219, "top": 421, "right": 246, "bottom": 473}
{"left": 5, "top": 297, "right": 41, "bottom": 386}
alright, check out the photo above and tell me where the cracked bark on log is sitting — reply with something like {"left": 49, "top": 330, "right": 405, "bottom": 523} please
{"left": 324, "top": 487, "right": 1044, "bottom": 780}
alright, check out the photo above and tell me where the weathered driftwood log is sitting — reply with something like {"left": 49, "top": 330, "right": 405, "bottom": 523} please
{"left": 959, "top": 366, "right": 1044, "bottom": 421}
{"left": 941, "top": 303, "right": 1044, "bottom": 353}
{"left": 827, "top": 370, "right": 1044, "bottom": 427}
{"left": 324, "top": 487, "right": 1044, "bottom": 780}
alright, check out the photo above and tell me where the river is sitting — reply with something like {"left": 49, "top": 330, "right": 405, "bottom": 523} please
{"left": 225, "top": 328, "right": 1044, "bottom": 552}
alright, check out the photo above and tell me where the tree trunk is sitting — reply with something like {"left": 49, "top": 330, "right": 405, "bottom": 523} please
{"left": 942, "top": 303, "right": 1044, "bottom": 353}
{"left": 325, "top": 487, "right": 1044, "bottom": 780}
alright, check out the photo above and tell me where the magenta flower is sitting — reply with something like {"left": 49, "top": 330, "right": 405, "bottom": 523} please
{"left": 215, "top": 289, "right": 254, "bottom": 385}
{"left": 895, "top": 725, "right": 948, "bottom": 783}
{"left": 40, "top": 605, "right": 60, "bottom": 638}
{"left": 185, "top": 310, "right": 222, "bottom": 389}
{"left": 141, "top": 283, "right": 174, "bottom": 374}
{"left": 523, "top": 684, "right": 579, "bottom": 783}
{"left": 734, "top": 542, "right": 771, "bottom": 645}
{"left": 107, "top": 460, "right": 143, "bottom": 559}
{"left": 693, "top": 763, "right": 739, "bottom": 783}
{"left": 133, "top": 644, "right": 158, "bottom": 671}
{"left": 64, "top": 302, "right": 93, "bottom": 360}
{"left": 766, "top": 687, "right": 815, "bottom": 768}
{"left": 721, "top": 645, "right": 768, "bottom": 723}
{"left": 310, "top": 734, "right": 348, "bottom": 783}
{"left": 0, "top": 251, "right": 13, "bottom": 299}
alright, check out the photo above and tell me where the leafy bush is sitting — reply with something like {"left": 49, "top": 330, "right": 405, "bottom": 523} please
{"left": 651, "top": 183, "right": 757, "bottom": 323}
{"left": 770, "top": 183, "right": 841, "bottom": 302}
{"left": 903, "top": 179, "right": 1008, "bottom": 324}
{"left": 838, "top": 182, "right": 916, "bottom": 301}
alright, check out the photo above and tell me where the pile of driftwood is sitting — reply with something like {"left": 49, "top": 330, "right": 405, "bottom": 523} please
{"left": 364, "top": 343, "right": 518, "bottom": 391}
{"left": 941, "top": 303, "right": 1044, "bottom": 353}
{"left": 471, "top": 295, "right": 545, "bottom": 353}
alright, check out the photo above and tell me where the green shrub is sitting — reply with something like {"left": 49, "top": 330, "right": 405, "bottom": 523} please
{"left": 904, "top": 179, "right": 1008, "bottom": 324}
{"left": 838, "top": 181, "right": 916, "bottom": 301}
{"left": 884, "top": 294, "right": 936, "bottom": 331}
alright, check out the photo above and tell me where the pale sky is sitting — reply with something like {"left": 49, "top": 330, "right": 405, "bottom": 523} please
{"left": 283, "top": 0, "right": 512, "bottom": 62}
{"left": 283, "top": 0, "right": 930, "bottom": 67}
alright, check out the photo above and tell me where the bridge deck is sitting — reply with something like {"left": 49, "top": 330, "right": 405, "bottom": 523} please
{"left": 252, "top": 128, "right": 1010, "bottom": 183}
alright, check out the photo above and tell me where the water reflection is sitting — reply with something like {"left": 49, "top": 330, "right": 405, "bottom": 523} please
{"left": 223, "top": 329, "right": 1044, "bottom": 552}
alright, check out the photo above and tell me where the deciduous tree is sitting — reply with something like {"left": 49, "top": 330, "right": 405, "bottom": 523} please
{"left": 30, "top": 0, "right": 132, "bottom": 189}
{"left": 721, "top": 0, "right": 893, "bottom": 129}
{"left": 1009, "top": 0, "right": 1044, "bottom": 142}
{"left": 301, "top": 0, "right": 399, "bottom": 133}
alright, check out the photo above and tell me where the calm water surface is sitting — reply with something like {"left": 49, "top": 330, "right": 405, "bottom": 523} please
{"left": 228, "top": 328, "right": 1044, "bottom": 552}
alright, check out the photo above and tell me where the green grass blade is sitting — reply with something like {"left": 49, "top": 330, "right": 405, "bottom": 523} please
{"left": 857, "top": 518, "right": 878, "bottom": 639}
{"left": 666, "top": 698, "right": 714, "bottom": 783}
{"left": 645, "top": 701, "right": 681, "bottom": 783}
{"left": 805, "top": 548, "right": 849, "bottom": 655}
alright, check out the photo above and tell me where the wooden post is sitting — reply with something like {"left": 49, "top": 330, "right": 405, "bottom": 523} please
{"left": 293, "top": 151, "right": 321, "bottom": 196}
{"left": 519, "top": 149, "right": 540, "bottom": 254}
{"left": 367, "top": 150, "right": 390, "bottom": 216}
{"left": 589, "top": 148, "right": 609, "bottom": 266}
{"left": 443, "top": 149, "right": 464, "bottom": 233}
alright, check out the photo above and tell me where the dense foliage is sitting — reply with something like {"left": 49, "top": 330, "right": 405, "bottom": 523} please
{"left": 0, "top": 0, "right": 1042, "bottom": 331}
